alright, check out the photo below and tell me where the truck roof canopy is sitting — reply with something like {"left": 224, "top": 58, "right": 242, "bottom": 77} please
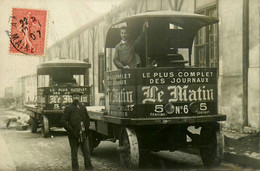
{"left": 37, "top": 57, "right": 91, "bottom": 75}
{"left": 114, "top": 11, "right": 218, "bottom": 28}
{"left": 105, "top": 11, "right": 218, "bottom": 48}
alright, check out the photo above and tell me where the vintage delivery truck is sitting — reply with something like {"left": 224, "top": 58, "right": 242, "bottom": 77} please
{"left": 86, "top": 11, "right": 226, "bottom": 168}
{"left": 24, "top": 58, "right": 91, "bottom": 137}
{"left": 24, "top": 10, "right": 226, "bottom": 169}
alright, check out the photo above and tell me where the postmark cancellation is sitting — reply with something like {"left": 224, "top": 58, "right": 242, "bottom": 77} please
{"left": 9, "top": 8, "right": 47, "bottom": 56}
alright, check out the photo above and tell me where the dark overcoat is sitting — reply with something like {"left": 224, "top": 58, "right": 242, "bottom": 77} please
{"left": 61, "top": 102, "right": 90, "bottom": 138}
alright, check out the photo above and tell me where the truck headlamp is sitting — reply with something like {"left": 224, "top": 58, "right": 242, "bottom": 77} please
{"left": 164, "top": 103, "right": 174, "bottom": 114}
{"left": 189, "top": 102, "right": 199, "bottom": 114}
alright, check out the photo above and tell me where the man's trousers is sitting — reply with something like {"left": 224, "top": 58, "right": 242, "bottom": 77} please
{"left": 68, "top": 136, "right": 92, "bottom": 171}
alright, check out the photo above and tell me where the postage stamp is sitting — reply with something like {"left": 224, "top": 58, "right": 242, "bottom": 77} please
{"left": 9, "top": 8, "right": 47, "bottom": 56}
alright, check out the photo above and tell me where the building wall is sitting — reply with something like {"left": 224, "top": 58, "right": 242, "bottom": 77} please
{"left": 4, "top": 87, "right": 13, "bottom": 98}
{"left": 218, "top": 0, "right": 244, "bottom": 130}
{"left": 180, "top": 0, "right": 195, "bottom": 64}
{"left": 181, "top": 0, "right": 194, "bottom": 12}
{"left": 13, "top": 78, "right": 23, "bottom": 109}
{"left": 248, "top": 0, "right": 260, "bottom": 130}
{"left": 14, "top": 74, "right": 37, "bottom": 109}
{"left": 43, "top": 0, "right": 259, "bottom": 131}
{"left": 22, "top": 75, "right": 37, "bottom": 105}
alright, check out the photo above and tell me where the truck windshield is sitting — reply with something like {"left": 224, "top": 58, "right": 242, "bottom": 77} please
{"left": 37, "top": 74, "right": 84, "bottom": 87}
{"left": 38, "top": 75, "right": 50, "bottom": 87}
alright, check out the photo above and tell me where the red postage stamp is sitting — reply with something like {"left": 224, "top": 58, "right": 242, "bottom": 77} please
{"left": 9, "top": 8, "right": 47, "bottom": 56}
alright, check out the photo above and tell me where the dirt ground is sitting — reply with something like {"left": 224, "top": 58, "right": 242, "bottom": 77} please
{"left": 0, "top": 109, "right": 257, "bottom": 171}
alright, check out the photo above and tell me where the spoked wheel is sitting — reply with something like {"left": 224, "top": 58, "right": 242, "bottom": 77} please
{"left": 118, "top": 127, "right": 139, "bottom": 169}
{"left": 200, "top": 124, "right": 224, "bottom": 167}
{"left": 30, "top": 116, "right": 38, "bottom": 133}
{"left": 41, "top": 115, "right": 50, "bottom": 138}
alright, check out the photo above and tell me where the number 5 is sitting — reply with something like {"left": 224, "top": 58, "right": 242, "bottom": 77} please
{"left": 155, "top": 105, "right": 164, "bottom": 113}
{"left": 200, "top": 103, "right": 207, "bottom": 111}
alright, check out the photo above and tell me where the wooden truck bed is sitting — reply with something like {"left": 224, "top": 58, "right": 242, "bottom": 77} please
{"left": 87, "top": 106, "right": 105, "bottom": 121}
{"left": 24, "top": 104, "right": 62, "bottom": 114}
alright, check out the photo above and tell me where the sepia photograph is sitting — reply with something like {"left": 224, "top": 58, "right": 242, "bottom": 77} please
{"left": 0, "top": 0, "right": 259, "bottom": 170}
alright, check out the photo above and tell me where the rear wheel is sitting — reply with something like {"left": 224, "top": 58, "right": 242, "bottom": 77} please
{"left": 30, "top": 116, "right": 38, "bottom": 133}
{"left": 41, "top": 115, "right": 50, "bottom": 138}
{"left": 200, "top": 124, "right": 224, "bottom": 167}
{"left": 118, "top": 127, "right": 139, "bottom": 169}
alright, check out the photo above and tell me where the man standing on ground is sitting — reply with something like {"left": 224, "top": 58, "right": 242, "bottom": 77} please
{"left": 61, "top": 91, "right": 93, "bottom": 171}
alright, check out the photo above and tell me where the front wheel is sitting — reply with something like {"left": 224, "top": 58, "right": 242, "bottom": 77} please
{"left": 41, "top": 115, "right": 50, "bottom": 138}
{"left": 119, "top": 127, "right": 139, "bottom": 169}
{"left": 30, "top": 116, "right": 38, "bottom": 133}
{"left": 200, "top": 124, "right": 224, "bottom": 167}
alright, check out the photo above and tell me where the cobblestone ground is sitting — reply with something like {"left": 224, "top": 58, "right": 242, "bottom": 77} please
{"left": 0, "top": 110, "right": 122, "bottom": 171}
{"left": 0, "top": 109, "right": 255, "bottom": 171}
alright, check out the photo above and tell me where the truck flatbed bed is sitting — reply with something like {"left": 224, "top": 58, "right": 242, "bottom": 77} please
{"left": 24, "top": 104, "right": 37, "bottom": 112}
{"left": 87, "top": 106, "right": 105, "bottom": 121}
{"left": 24, "top": 104, "right": 61, "bottom": 114}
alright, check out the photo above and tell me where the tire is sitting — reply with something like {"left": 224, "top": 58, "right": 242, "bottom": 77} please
{"left": 89, "top": 131, "right": 101, "bottom": 155}
{"left": 30, "top": 116, "right": 38, "bottom": 133}
{"left": 41, "top": 115, "right": 50, "bottom": 138}
{"left": 119, "top": 127, "right": 139, "bottom": 169}
{"left": 200, "top": 124, "right": 224, "bottom": 167}
{"left": 139, "top": 150, "right": 152, "bottom": 168}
